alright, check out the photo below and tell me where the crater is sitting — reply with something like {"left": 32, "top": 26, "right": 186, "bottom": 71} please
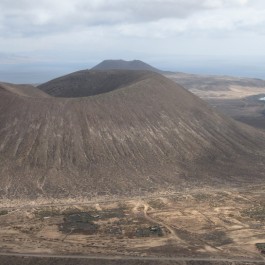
{"left": 38, "top": 70, "right": 154, "bottom": 98}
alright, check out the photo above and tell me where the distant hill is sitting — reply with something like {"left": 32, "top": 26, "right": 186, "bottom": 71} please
{"left": 91, "top": 59, "right": 168, "bottom": 73}
{"left": 0, "top": 70, "right": 265, "bottom": 199}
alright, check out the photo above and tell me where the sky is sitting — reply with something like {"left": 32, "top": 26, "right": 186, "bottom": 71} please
{"left": 0, "top": 0, "right": 265, "bottom": 83}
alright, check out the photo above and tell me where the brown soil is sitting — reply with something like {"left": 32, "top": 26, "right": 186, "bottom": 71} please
{"left": 0, "top": 187, "right": 265, "bottom": 263}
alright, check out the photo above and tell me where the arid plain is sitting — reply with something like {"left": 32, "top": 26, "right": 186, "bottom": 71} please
{"left": 166, "top": 72, "right": 265, "bottom": 130}
{"left": 0, "top": 185, "right": 265, "bottom": 263}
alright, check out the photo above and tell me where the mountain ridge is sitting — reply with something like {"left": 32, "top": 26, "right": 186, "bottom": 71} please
{"left": 91, "top": 59, "right": 170, "bottom": 73}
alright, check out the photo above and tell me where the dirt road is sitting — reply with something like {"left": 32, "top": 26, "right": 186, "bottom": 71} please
{"left": 0, "top": 252, "right": 264, "bottom": 264}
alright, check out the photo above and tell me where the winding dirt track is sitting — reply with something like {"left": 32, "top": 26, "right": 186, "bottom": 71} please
{"left": 133, "top": 201, "right": 180, "bottom": 240}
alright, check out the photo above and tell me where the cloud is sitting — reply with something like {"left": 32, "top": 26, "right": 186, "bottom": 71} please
{"left": 0, "top": 0, "right": 265, "bottom": 83}
{"left": 0, "top": 53, "right": 30, "bottom": 64}
{"left": 0, "top": 0, "right": 257, "bottom": 37}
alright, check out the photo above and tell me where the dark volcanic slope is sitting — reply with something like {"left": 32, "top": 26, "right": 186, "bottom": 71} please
{"left": 1, "top": 70, "right": 265, "bottom": 199}
{"left": 38, "top": 70, "right": 150, "bottom": 97}
{"left": 91, "top": 59, "right": 163, "bottom": 73}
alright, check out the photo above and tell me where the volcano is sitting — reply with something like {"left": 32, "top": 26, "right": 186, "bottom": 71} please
{"left": 91, "top": 59, "right": 165, "bottom": 73}
{"left": 0, "top": 70, "right": 264, "bottom": 199}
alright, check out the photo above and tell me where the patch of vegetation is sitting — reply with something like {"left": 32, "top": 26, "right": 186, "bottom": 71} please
{"left": 135, "top": 226, "right": 163, "bottom": 237}
{"left": 256, "top": 243, "right": 265, "bottom": 254}
{"left": 243, "top": 205, "right": 265, "bottom": 221}
{"left": 0, "top": 210, "right": 8, "bottom": 215}
{"left": 59, "top": 212, "right": 99, "bottom": 235}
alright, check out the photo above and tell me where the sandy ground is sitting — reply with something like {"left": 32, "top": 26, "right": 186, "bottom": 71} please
{"left": 191, "top": 86, "right": 265, "bottom": 100}
{"left": 0, "top": 186, "right": 265, "bottom": 262}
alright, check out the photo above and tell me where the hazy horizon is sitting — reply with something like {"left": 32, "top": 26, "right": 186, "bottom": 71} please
{"left": 0, "top": 0, "right": 265, "bottom": 83}
{"left": 1, "top": 57, "right": 265, "bottom": 84}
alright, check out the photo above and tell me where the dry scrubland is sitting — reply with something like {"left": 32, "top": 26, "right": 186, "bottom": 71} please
{"left": 0, "top": 186, "right": 265, "bottom": 263}
{"left": 166, "top": 73, "right": 265, "bottom": 130}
